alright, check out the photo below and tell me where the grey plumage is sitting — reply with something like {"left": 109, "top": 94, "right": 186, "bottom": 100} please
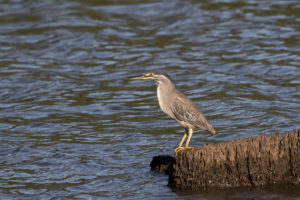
{"left": 155, "top": 70, "right": 215, "bottom": 134}
{"left": 171, "top": 91, "right": 215, "bottom": 134}
{"left": 129, "top": 70, "right": 215, "bottom": 152}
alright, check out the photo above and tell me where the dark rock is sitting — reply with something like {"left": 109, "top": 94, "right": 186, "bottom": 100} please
{"left": 150, "top": 155, "right": 175, "bottom": 175}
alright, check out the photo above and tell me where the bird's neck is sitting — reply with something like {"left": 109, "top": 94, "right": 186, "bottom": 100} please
{"left": 157, "top": 81, "right": 176, "bottom": 112}
{"left": 157, "top": 80, "right": 176, "bottom": 96}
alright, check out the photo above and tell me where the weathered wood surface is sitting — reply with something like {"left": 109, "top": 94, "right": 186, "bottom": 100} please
{"left": 151, "top": 129, "right": 300, "bottom": 191}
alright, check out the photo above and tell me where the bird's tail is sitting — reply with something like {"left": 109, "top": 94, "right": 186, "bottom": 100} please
{"left": 197, "top": 115, "right": 216, "bottom": 134}
{"left": 207, "top": 124, "right": 216, "bottom": 135}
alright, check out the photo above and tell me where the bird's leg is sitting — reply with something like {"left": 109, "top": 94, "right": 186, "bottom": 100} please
{"left": 185, "top": 128, "right": 193, "bottom": 147}
{"left": 174, "top": 129, "right": 191, "bottom": 154}
{"left": 178, "top": 133, "right": 187, "bottom": 148}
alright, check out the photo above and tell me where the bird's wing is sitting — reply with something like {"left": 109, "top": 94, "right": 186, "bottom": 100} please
{"left": 170, "top": 93, "right": 202, "bottom": 127}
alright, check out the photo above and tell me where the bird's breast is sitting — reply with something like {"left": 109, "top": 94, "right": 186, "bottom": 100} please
{"left": 157, "top": 85, "right": 174, "bottom": 119}
{"left": 157, "top": 86, "right": 165, "bottom": 111}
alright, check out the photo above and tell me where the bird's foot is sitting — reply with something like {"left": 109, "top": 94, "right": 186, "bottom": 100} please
{"left": 174, "top": 146, "right": 191, "bottom": 156}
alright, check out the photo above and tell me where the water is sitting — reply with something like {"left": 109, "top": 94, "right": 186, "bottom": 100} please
{"left": 0, "top": 0, "right": 299, "bottom": 199}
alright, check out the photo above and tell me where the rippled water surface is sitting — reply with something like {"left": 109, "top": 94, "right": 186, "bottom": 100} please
{"left": 0, "top": 0, "right": 299, "bottom": 199}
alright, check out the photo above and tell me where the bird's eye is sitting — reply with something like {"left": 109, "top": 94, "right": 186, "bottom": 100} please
{"left": 145, "top": 73, "right": 154, "bottom": 77}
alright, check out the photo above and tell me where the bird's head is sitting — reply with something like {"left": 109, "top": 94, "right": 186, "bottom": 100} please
{"left": 129, "top": 70, "right": 172, "bottom": 84}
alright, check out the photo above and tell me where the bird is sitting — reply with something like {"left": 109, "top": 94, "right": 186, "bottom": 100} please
{"left": 129, "top": 70, "right": 216, "bottom": 154}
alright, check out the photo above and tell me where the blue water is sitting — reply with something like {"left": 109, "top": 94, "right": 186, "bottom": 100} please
{"left": 0, "top": 0, "right": 299, "bottom": 199}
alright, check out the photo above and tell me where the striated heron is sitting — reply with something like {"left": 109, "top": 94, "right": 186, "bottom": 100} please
{"left": 129, "top": 70, "right": 216, "bottom": 153}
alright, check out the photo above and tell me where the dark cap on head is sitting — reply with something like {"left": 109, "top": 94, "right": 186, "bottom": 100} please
{"left": 150, "top": 70, "right": 172, "bottom": 81}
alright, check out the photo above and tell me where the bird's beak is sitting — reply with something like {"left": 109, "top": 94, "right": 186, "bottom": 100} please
{"left": 128, "top": 75, "right": 152, "bottom": 80}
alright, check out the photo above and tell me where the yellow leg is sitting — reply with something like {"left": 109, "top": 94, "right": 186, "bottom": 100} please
{"left": 185, "top": 128, "right": 193, "bottom": 147}
{"left": 178, "top": 133, "right": 187, "bottom": 148}
{"left": 174, "top": 129, "right": 192, "bottom": 155}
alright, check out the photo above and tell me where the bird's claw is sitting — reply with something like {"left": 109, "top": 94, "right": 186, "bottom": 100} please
{"left": 174, "top": 146, "right": 191, "bottom": 156}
